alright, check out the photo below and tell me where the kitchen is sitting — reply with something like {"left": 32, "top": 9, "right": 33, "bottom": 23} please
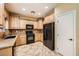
{"left": 0, "top": 3, "right": 55, "bottom": 56}
{"left": 0, "top": 3, "right": 79, "bottom": 56}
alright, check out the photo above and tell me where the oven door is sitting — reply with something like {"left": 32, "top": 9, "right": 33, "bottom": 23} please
{"left": 26, "top": 31, "right": 35, "bottom": 44}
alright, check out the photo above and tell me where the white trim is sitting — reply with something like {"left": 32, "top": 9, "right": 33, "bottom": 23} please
{"left": 73, "top": 10, "right": 76, "bottom": 56}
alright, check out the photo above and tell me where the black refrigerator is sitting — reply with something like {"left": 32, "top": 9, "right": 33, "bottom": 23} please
{"left": 43, "top": 22, "right": 55, "bottom": 50}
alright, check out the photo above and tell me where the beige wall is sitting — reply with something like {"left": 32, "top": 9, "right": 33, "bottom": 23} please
{"left": 55, "top": 3, "right": 79, "bottom": 56}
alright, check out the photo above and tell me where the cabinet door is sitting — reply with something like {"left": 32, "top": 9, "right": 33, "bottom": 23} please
{"left": 38, "top": 33, "right": 43, "bottom": 42}
{"left": 38, "top": 20, "right": 43, "bottom": 29}
{"left": 19, "top": 20, "right": 26, "bottom": 29}
{"left": 34, "top": 22, "right": 38, "bottom": 29}
{"left": 20, "top": 35, "right": 26, "bottom": 45}
{"left": 4, "top": 10, "right": 9, "bottom": 29}
{"left": 10, "top": 16, "right": 19, "bottom": 29}
{"left": 0, "top": 47, "right": 12, "bottom": 56}
{"left": 35, "top": 32, "right": 43, "bottom": 42}
{"left": 39, "top": 33, "right": 43, "bottom": 42}
{"left": 10, "top": 16, "right": 15, "bottom": 29}
{"left": 15, "top": 35, "right": 21, "bottom": 46}
{"left": 35, "top": 32, "right": 39, "bottom": 42}
{"left": 44, "top": 14, "right": 54, "bottom": 24}
{"left": 0, "top": 4, "right": 4, "bottom": 25}
{"left": 15, "top": 35, "right": 26, "bottom": 46}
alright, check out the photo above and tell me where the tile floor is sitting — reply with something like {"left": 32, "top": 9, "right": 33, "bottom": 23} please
{"left": 14, "top": 42, "right": 60, "bottom": 56}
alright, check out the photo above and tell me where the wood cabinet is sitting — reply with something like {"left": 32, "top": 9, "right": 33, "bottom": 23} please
{"left": 37, "top": 20, "right": 43, "bottom": 29}
{"left": 4, "top": 10, "right": 9, "bottom": 29}
{"left": 15, "top": 34, "right": 26, "bottom": 46}
{"left": 35, "top": 31, "right": 43, "bottom": 42}
{"left": 19, "top": 19, "right": 26, "bottom": 29}
{"left": 34, "top": 22, "right": 38, "bottom": 29}
{"left": 19, "top": 20, "right": 38, "bottom": 29}
{"left": 0, "top": 4, "right": 4, "bottom": 26}
{"left": 0, "top": 47, "right": 12, "bottom": 56}
{"left": 9, "top": 16, "right": 37, "bottom": 29}
{"left": 39, "top": 32, "right": 43, "bottom": 42}
{"left": 19, "top": 34, "right": 26, "bottom": 44}
{"left": 43, "top": 14, "right": 54, "bottom": 24}
{"left": 9, "top": 16, "right": 20, "bottom": 29}
{"left": 9, "top": 15, "right": 38, "bottom": 29}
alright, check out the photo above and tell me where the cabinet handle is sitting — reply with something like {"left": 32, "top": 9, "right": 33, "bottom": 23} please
{"left": 69, "top": 39, "right": 72, "bottom": 41}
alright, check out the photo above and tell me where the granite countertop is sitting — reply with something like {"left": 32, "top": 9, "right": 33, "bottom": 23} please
{"left": 0, "top": 36, "right": 17, "bottom": 49}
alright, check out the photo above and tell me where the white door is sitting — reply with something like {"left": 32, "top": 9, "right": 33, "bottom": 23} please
{"left": 55, "top": 10, "right": 76, "bottom": 56}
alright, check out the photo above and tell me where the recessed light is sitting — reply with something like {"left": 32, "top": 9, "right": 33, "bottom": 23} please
{"left": 38, "top": 13, "right": 41, "bottom": 15}
{"left": 45, "top": 6, "right": 48, "bottom": 9}
{"left": 22, "top": 8, "right": 26, "bottom": 11}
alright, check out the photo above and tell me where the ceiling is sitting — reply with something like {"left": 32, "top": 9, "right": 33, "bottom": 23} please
{"left": 5, "top": 3, "right": 57, "bottom": 18}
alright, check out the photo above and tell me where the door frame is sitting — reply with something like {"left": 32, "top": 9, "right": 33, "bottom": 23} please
{"left": 55, "top": 10, "right": 76, "bottom": 56}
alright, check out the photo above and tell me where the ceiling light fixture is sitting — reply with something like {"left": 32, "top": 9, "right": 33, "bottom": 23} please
{"left": 45, "top": 6, "right": 48, "bottom": 9}
{"left": 38, "top": 13, "right": 41, "bottom": 15}
{"left": 22, "top": 8, "right": 26, "bottom": 11}
{"left": 31, "top": 11, "right": 35, "bottom": 14}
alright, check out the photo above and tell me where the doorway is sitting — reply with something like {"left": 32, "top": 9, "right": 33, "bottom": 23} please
{"left": 55, "top": 10, "right": 76, "bottom": 56}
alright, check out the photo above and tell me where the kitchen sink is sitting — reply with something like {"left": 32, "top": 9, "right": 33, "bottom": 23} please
{"left": 5, "top": 35, "right": 16, "bottom": 39}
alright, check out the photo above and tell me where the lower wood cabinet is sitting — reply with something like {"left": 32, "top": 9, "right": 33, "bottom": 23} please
{"left": 0, "top": 47, "right": 12, "bottom": 56}
{"left": 19, "top": 35, "right": 26, "bottom": 45}
{"left": 15, "top": 35, "right": 26, "bottom": 46}
{"left": 15, "top": 31, "right": 43, "bottom": 46}
{"left": 35, "top": 32, "right": 43, "bottom": 42}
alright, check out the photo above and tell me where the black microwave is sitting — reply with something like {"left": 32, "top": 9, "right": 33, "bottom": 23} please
{"left": 26, "top": 24, "right": 33, "bottom": 30}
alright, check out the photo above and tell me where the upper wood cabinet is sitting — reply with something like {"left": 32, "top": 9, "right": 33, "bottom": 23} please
{"left": 9, "top": 15, "right": 38, "bottom": 29}
{"left": 0, "top": 4, "right": 4, "bottom": 26}
{"left": 4, "top": 10, "right": 10, "bottom": 29}
{"left": 34, "top": 22, "right": 38, "bottom": 29}
{"left": 37, "top": 20, "right": 43, "bottom": 29}
{"left": 9, "top": 16, "right": 20, "bottom": 29}
{"left": 19, "top": 19, "right": 37, "bottom": 29}
{"left": 19, "top": 19, "right": 26, "bottom": 29}
{"left": 43, "top": 14, "right": 54, "bottom": 24}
